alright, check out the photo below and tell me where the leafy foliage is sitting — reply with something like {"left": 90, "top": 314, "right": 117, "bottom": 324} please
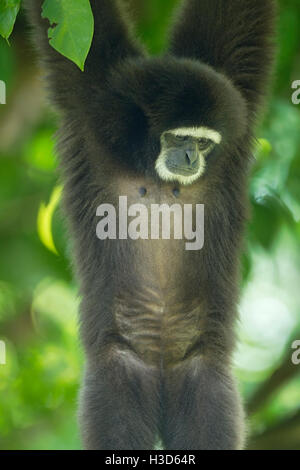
{"left": 42, "top": 0, "right": 94, "bottom": 71}
{"left": 0, "top": 0, "right": 20, "bottom": 41}
{"left": 0, "top": 0, "right": 94, "bottom": 70}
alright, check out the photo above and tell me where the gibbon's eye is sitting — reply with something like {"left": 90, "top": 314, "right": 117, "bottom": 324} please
{"left": 197, "top": 138, "right": 214, "bottom": 150}
{"left": 175, "top": 135, "right": 188, "bottom": 142}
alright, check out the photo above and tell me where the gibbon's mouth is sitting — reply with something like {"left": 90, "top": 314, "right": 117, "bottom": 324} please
{"left": 166, "top": 163, "right": 200, "bottom": 177}
{"left": 155, "top": 154, "right": 206, "bottom": 186}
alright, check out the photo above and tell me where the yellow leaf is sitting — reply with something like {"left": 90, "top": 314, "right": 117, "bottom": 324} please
{"left": 37, "top": 186, "right": 63, "bottom": 255}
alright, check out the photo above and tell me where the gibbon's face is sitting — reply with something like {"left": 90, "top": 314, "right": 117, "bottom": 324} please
{"left": 100, "top": 57, "right": 248, "bottom": 183}
{"left": 155, "top": 127, "right": 222, "bottom": 186}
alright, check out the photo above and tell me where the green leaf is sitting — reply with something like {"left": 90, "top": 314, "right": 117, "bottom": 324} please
{"left": 0, "top": 0, "right": 20, "bottom": 40}
{"left": 42, "top": 0, "right": 94, "bottom": 71}
{"left": 257, "top": 138, "right": 272, "bottom": 157}
{"left": 24, "top": 129, "right": 57, "bottom": 172}
{"left": 252, "top": 138, "right": 273, "bottom": 173}
{"left": 250, "top": 189, "right": 295, "bottom": 250}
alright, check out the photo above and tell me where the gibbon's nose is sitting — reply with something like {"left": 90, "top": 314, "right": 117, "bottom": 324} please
{"left": 185, "top": 150, "right": 199, "bottom": 167}
{"left": 167, "top": 149, "right": 199, "bottom": 174}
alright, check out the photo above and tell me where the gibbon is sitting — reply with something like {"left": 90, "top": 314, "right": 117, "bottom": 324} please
{"left": 27, "top": 0, "right": 276, "bottom": 450}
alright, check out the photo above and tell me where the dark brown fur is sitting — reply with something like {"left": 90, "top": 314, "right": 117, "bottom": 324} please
{"left": 26, "top": 0, "right": 276, "bottom": 450}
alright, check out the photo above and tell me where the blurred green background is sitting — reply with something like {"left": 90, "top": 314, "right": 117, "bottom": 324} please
{"left": 0, "top": 0, "right": 300, "bottom": 450}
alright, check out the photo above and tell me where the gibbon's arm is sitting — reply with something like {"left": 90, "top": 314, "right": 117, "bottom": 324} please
{"left": 26, "top": 0, "right": 144, "bottom": 111}
{"left": 168, "top": 0, "right": 276, "bottom": 119}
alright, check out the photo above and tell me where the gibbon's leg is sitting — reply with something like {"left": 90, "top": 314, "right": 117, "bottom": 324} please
{"left": 79, "top": 348, "right": 160, "bottom": 450}
{"left": 161, "top": 356, "right": 245, "bottom": 450}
